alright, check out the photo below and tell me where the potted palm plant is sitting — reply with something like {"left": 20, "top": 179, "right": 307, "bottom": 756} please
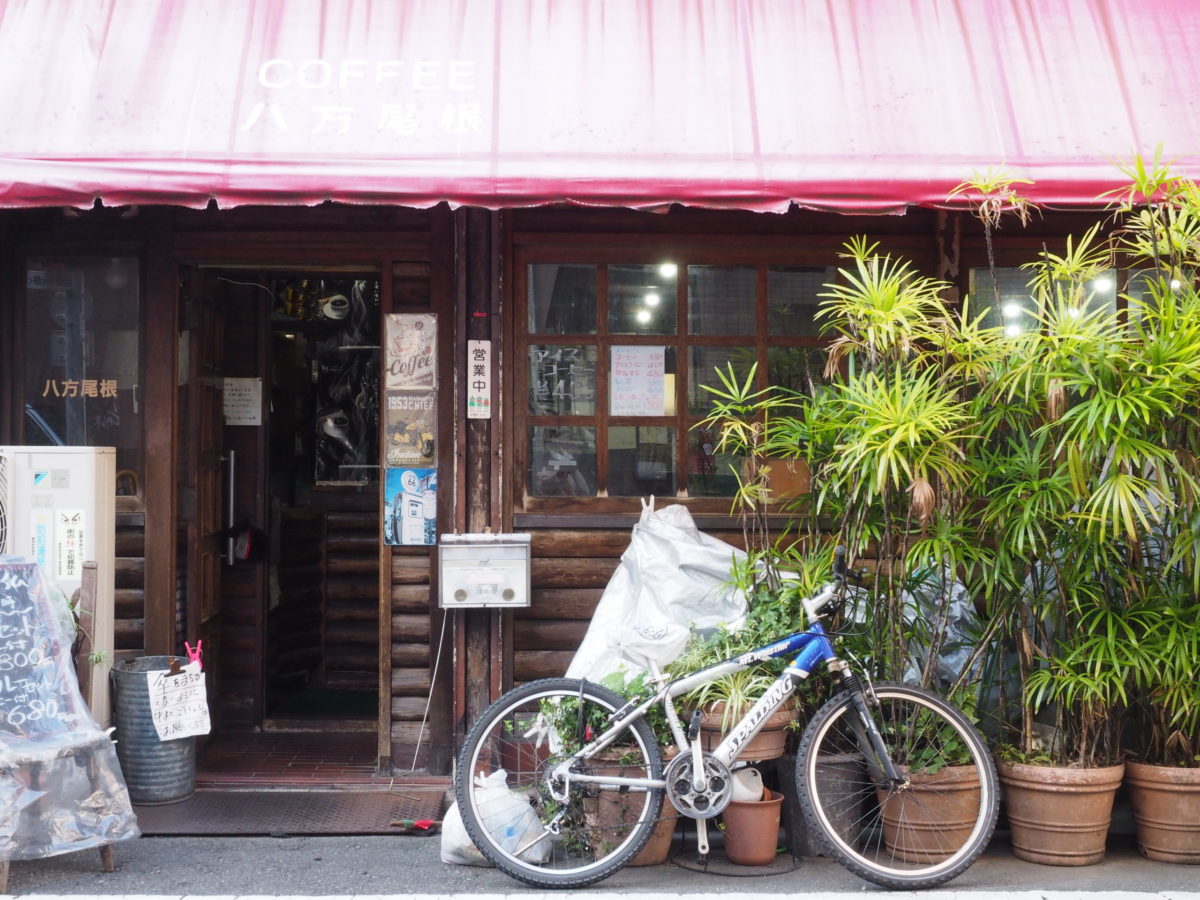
{"left": 968, "top": 159, "right": 1200, "bottom": 866}
{"left": 1106, "top": 165, "right": 1200, "bottom": 866}
{"left": 1125, "top": 595, "right": 1200, "bottom": 863}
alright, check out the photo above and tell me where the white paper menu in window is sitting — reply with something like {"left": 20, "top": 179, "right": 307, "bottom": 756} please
{"left": 610, "top": 345, "right": 665, "bottom": 416}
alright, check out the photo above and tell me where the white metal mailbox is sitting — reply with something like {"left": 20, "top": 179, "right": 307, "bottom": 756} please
{"left": 438, "top": 532, "right": 531, "bottom": 608}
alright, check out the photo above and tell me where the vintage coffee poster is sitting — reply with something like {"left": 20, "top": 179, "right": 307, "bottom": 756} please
{"left": 385, "top": 313, "right": 437, "bottom": 391}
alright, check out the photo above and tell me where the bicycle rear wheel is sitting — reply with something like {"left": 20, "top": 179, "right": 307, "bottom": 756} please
{"left": 797, "top": 682, "right": 997, "bottom": 889}
{"left": 455, "top": 677, "right": 665, "bottom": 889}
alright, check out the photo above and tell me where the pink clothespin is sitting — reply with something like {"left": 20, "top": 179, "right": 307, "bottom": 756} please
{"left": 185, "top": 640, "right": 203, "bottom": 670}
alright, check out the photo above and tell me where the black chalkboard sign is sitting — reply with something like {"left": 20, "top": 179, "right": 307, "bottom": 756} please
{"left": 0, "top": 560, "right": 90, "bottom": 742}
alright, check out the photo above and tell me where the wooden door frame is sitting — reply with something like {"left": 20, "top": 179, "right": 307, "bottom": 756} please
{"left": 165, "top": 218, "right": 443, "bottom": 771}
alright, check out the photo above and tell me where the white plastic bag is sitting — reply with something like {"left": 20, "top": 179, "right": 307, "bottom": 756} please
{"left": 441, "top": 770, "right": 551, "bottom": 866}
{"left": 567, "top": 499, "right": 748, "bottom": 681}
{"left": 440, "top": 800, "right": 490, "bottom": 866}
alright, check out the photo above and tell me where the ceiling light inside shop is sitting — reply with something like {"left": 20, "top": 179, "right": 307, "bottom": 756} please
{"left": 644, "top": 292, "right": 661, "bottom": 307}
{"left": 636, "top": 309, "right": 652, "bottom": 324}
{"left": 659, "top": 263, "right": 678, "bottom": 278}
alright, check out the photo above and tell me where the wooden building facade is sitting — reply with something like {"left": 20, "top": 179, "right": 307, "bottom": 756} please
{"left": 0, "top": 199, "right": 1111, "bottom": 777}
{"left": 1, "top": 0, "right": 1196, "bottom": 783}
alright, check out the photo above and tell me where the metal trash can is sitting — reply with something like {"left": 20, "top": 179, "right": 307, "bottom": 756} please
{"left": 110, "top": 656, "right": 196, "bottom": 804}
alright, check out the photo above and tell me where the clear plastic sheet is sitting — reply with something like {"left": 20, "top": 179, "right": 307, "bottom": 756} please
{"left": 0, "top": 559, "right": 139, "bottom": 861}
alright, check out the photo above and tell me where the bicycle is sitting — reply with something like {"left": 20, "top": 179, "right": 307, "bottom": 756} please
{"left": 454, "top": 547, "right": 998, "bottom": 889}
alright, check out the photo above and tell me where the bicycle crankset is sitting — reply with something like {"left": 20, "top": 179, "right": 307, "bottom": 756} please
{"left": 664, "top": 751, "right": 733, "bottom": 819}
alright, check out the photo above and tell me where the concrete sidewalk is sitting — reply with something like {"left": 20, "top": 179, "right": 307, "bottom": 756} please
{"left": 3, "top": 832, "right": 1199, "bottom": 898}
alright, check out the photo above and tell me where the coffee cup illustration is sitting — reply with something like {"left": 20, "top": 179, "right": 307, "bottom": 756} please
{"left": 321, "top": 294, "right": 350, "bottom": 320}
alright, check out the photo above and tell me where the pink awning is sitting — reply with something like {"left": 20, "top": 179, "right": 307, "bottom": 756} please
{"left": 1, "top": 0, "right": 1198, "bottom": 213}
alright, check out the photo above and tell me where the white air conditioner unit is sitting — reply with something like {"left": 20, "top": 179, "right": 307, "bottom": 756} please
{"left": 0, "top": 446, "right": 116, "bottom": 725}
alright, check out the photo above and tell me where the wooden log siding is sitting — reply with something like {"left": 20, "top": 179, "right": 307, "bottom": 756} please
{"left": 323, "top": 511, "right": 379, "bottom": 691}
{"left": 513, "top": 535, "right": 621, "bottom": 684}
{"left": 113, "top": 522, "right": 145, "bottom": 654}
{"left": 389, "top": 551, "right": 432, "bottom": 749}
{"left": 270, "top": 510, "right": 324, "bottom": 690}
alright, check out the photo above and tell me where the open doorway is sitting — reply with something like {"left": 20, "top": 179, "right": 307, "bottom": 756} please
{"left": 263, "top": 274, "right": 382, "bottom": 729}
{"left": 182, "top": 267, "right": 384, "bottom": 777}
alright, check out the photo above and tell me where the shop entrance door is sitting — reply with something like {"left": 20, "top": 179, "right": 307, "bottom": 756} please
{"left": 182, "top": 270, "right": 228, "bottom": 731}
{"left": 183, "top": 267, "right": 382, "bottom": 762}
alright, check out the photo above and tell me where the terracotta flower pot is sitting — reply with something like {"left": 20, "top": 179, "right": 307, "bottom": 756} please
{"left": 878, "top": 764, "right": 982, "bottom": 864}
{"left": 628, "top": 807, "right": 679, "bottom": 866}
{"left": 700, "top": 703, "right": 796, "bottom": 761}
{"left": 996, "top": 759, "right": 1124, "bottom": 866}
{"left": 588, "top": 754, "right": 677, "bottom": 864}
{"left": 721, "top": 788, "right": 784, "bottom": 866}
{"left": 1125, "top": 761, "right": 1200, "bottom": 864}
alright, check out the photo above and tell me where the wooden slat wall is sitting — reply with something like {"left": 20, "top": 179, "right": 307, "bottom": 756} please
{"left": 323, "top": 510, "right": 379, "bottom": 691}
{"left": 113, "top": 520, "right": 146, "bottom": 654}
{"left": 268, "top": 508, "right": 324, "bottom": 690}
{"left": 390, "top": 552, "right": 431, "bottom": 746}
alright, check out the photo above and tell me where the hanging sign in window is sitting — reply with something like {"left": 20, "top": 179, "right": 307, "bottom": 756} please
{"left": 610, "top": 346, "right": 665, "bottom": 416}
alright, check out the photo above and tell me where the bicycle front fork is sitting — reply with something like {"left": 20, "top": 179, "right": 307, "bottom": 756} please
{"left": 837, "top": 669, "right": 904, "bottom": 786}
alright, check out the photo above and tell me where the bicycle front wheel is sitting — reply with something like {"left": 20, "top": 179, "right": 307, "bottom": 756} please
{"left": 797, "top": 682, "right": 997, "bottom": 890}
{"left": 456, "top": 677, "right": 665, "bottom": 889}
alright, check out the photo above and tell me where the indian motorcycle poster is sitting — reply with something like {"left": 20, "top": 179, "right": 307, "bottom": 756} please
{"left": 385, "top": 391, "right": 436, "bottom": 466}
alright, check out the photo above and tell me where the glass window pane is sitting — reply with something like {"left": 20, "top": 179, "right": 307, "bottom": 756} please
{"left": 687, "top": 427, "right": 741, "bottom": 497}
{"left": 528, "top": 426, "right": 596, "bottom": 497}
{"left": 528, "top": 345, "right": 597, "bottom": 415}
{"left": 969, "top": 267, "right": 1035, "bottom": 333}
{"left": 688, "top": 346, "right": 755, "bottom": 415}
{"left": 608, "top": 263, "right": 677, "bottom": 335}
{"left": 22, "top": 257, "right": 142, "bottom": 484}
{"left": 688, "top": 265, "right": 756, "bottom": 335}
{"left": 1083, "top": 269, "right": 1118, "bottom": 313}
{"left": 1125, "top": 268, "right": 1190, "bottom": 319}
{"left": 764, "top": 346, "right": 827, "bottom": 396}
{"left": 528, "top": 263, "right": 596, "bottom": 335}
{"left": 768, "top": 266, "right": 834, "bottom": 335}
{"left": 971, "top": 266, "right": 1119, "bottom": 334}
{"left": 608, "top": 426, "right": 675, "bottom": 496}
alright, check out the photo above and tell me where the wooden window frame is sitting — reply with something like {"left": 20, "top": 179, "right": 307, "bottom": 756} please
{"left": 510, "top": 238, "right": 852, "bottom": 518}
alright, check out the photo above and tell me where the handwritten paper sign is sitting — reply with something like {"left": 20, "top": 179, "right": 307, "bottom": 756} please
{"left": 610, "top": 346, "right": 665, "bottom": 416}
{"left": 0, "top": 562, "right": 82, "bottom": 741}
{"left": 147, "top": 662, "right": 211, "bottom": 740}
{"left": 223, "top": 377, "right": 262, "bottom": 425}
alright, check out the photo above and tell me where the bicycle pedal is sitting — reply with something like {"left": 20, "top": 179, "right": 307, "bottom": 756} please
{"left": 686, "top": 709, "right": 702, "bottom": 741}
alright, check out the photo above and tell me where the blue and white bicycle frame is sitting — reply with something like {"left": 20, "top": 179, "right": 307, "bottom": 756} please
{"left": 544, "top": 578, "right": 900, "bottom": 856}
